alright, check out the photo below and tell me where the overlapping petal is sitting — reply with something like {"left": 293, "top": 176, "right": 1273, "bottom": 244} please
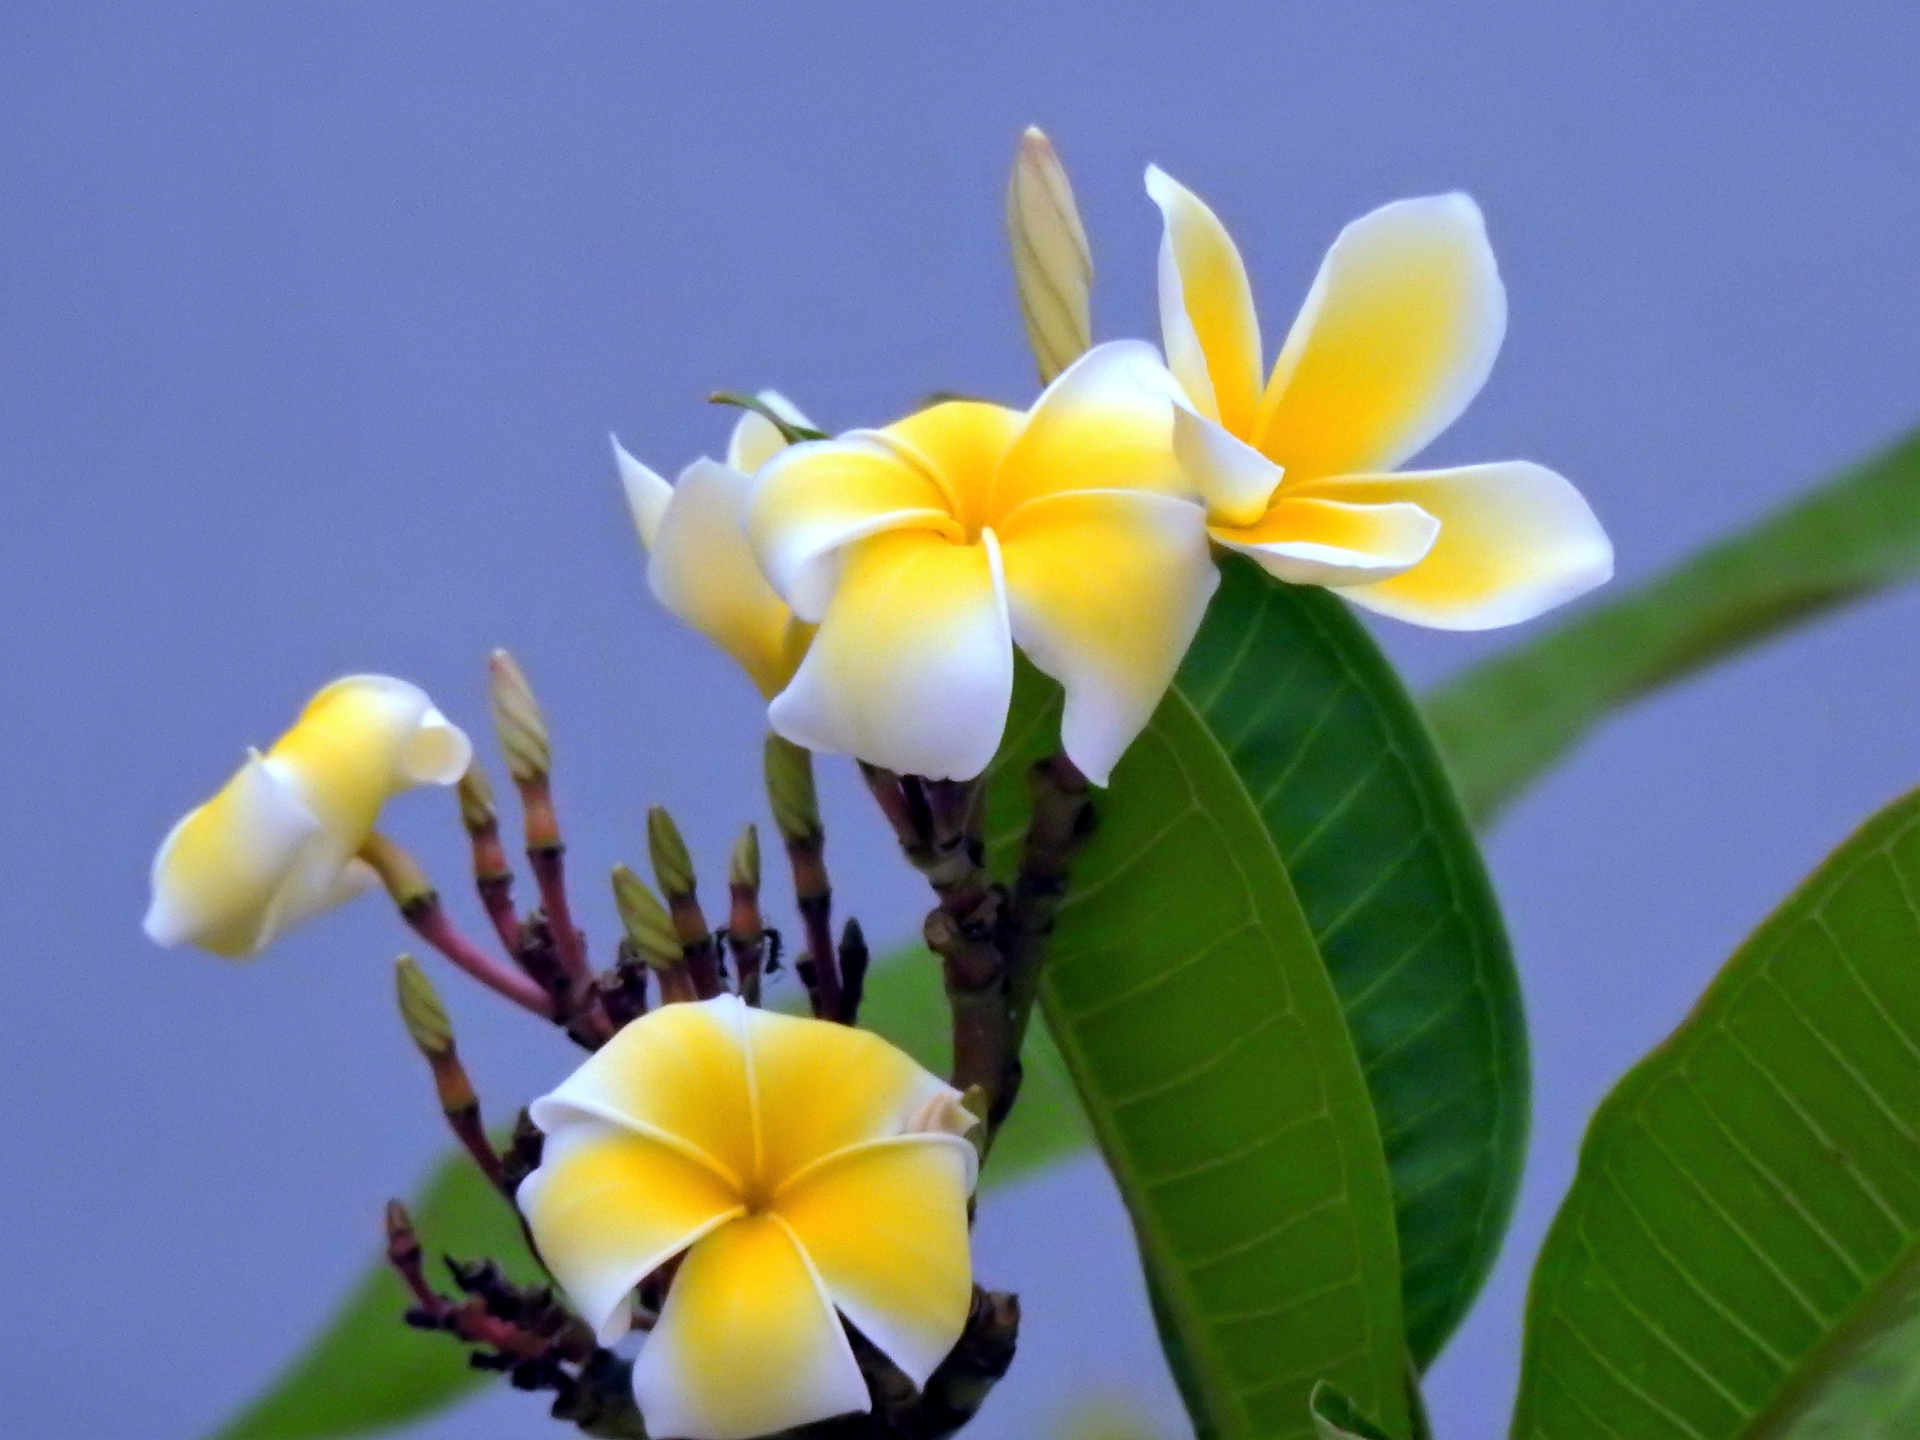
{"left": 1146, "top": 166, "right": 1263, "bottom": 437}
{"left": 531, "top": 999, "right": 759, "bottom": 1189}
{"left": 632, "top": 1214, "right": 868, "bottom": 1440}
{"left": 143, "top": 676, "right": 469, "bottom": 957}
{"left": 775, "top": 1137, "right": 976, "bottom": 1387}
{"left": 517, "top": 1121, "right": 743, "bottom": 1343}
{"left": 1171, "top": 406, "right": 1283, "bottom": 528}
{"left": 1254, "top": 193, "right": 1506, "bottom": 480}
{"left": 767, "top": 529, "right": 1012, "bottom": 781}
{"left": 999, "top": 490, "right": 1218, "bottom": 786}
{"left": 1297, "top": 462, "right": 1613, "bottom": 628}
{"left": 1213, "top": 495, "right": 1440, "bottom": 589}
{"left": 726, "top": 391, "right": 813, "bottom": 475}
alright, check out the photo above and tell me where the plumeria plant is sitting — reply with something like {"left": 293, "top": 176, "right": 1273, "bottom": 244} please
{"left": 156, "top": 130, "right": 1920, "bottom": 1440}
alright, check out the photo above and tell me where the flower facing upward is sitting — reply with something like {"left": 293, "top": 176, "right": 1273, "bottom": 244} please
{"left": 520, "top": 995, "right": 977, "bottom": 1440}
{"left": 747, "top": 341, "right": 1215, "bottom": 785}
{"left": 144, "top": 676, "right": 471, "bottom": 957}
{"left": 1147, "top": 166, "right": 1612, "bottom": 628}
{"left": 614, "top": 394, "right": 817, "bottom": 698}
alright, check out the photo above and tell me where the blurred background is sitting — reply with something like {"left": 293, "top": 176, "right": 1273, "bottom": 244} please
{"left": 6, "top": 3, "right": 1920, "bottom": 1436}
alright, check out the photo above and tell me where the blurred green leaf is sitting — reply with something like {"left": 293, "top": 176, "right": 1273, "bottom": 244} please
{"left": 1309, "top": 1382, "right": 1397, "bottom": 1440}
{"left": 1180, "top": 559, "right": 1523, "bottom": 1367}
{"left": 1511, "top": 783, "right": 1920, "bottom": 1439}
{"left": 985, "top": 655, "right": 1409, "bottom": 1440}
{"left": 210, "top": 1154, "right": 538, "bottom": 1440}
{"left": 1426, "top": 424, "right": 1920, "bottom": 827}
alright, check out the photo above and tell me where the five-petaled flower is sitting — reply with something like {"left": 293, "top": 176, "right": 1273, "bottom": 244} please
{"left": 747, "top": 341, "right": 1215, "bottom": 785}
{"left": 614, "top": 394, "right": 818, "bottom": 699}
{"left": 143, "top": 675, "right": 472, "bottom": 957}
{"left": 1147, "top": 166, "right": 1612, "bottom": 628}
{"left": 520, "top": 995, "right": 977, "bottom": 1440}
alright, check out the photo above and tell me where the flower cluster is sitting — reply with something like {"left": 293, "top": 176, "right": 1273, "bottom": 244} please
{"left": 143, "top": 129, "right": 1611, "bottom": 1440}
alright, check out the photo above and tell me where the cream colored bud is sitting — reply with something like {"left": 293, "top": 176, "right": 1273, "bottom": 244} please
{"left": 611, "top": 864, "right": 682, "bottom": 969}
{"left": 729, "top": 824, "right": 760, "bottom": 891}
{"left": 358, "top": 832, "right": 436, "bottom": 911}
{"left": 487, "top": 650, "right": 550, "bottom": 784}
{"left": 1007, "top": 126, "right": 1092, "bottom": 384}
{"left": 764, "top": 733, "right": 821, "bottom": 844}
{"left": 647, "top": 806, "right": 697, "bottom": 899}
{"left": 394, "top": 954, "right": 454, "bottom": 1057}
{"left": 456, "top": 762, "right": 496, "bottom": 833}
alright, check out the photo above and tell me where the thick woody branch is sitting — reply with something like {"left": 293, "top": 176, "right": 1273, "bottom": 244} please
{"left": 1004, "top": 755, "right": 1094, "bottom": 1057}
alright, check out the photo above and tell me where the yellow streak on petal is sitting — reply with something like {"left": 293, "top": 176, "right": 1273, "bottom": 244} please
{"left": 1145, "top": 166, "right": 1263, "bottom": 436}
{"left": 742, "top": 1007, "right": 958, "bottom": 1192}
{"left": 533, "top": 998, "right": 758, "bottom": 1189}
{"left": 776, "top": 1137, "right": 975, "bottom": 1388}
{"left": 270, "top": 677, "right": 433, "bottom": 838}
{"left": 997, "top": 489, "right": 1217, "bottom": 786}
{"left": 520, "top": 1123, "right": 744, "bottom": 1343}
{"left": 883, "top": 401, "right": 1025, "bottom": 535}
{"left": 633, "top": 1213, "right": 868, "bottom": 1440}
{"left": 1295, "top": 462, "right": 1612, "bottom": 629}
{"left": 1212, "top": 494, "right": 1439, "bottom": 588}
{"left": 1256, "top": 194, "right": 1505, "bottom": 481}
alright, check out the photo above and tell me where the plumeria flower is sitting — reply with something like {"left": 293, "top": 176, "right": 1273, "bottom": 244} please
{"left": 1147, "top": 166, "right": 1612, "bottom": 628}
{"left": 613, "top": 393, "right": 817, "bottom": 698}
{"left": 520, "top": 994, "right": 977, "bottom": 1440}
{"left": 144, "top": 676, "right": 471, "bottom": 957}
{"left": 747, "top": 341, "right": 1214, "bottom": 785}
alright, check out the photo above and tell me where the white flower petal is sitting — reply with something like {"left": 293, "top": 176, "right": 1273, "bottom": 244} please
{"left": 1215, "top": 496, "right": 1441, "bottom": 588}
{"left": 726, "top": 391, "right": 816, "bottom": 475}
{"left": 612, "top": 434, "right": 673, "bottom": 549}
{"left": 1145, "top": 165, "right": 1263, "bottom": 434}
{"left": 1172, "top": 406, "right": 1283, "bottom": 528}
{"left": 768, "top": 529, "right": 1012, "bottom": 780}
{"left": 998, "top": 489, "right": 1218, "bottom": 786}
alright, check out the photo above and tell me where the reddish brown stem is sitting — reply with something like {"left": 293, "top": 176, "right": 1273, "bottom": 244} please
{"left": 403, "top": 897, "right": 556, "bottom": 1019}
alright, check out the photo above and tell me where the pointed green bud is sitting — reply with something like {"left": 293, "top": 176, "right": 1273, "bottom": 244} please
{"left": 394, "top": 954, "right": 453, "bottom": 1058}
{"left": 456, "top": 762, "right": 496, "bottom": 834}
{"left": 611, "top": 864, "right": 681, "bottom": 969}
{"left": 359, "top": 832, "right": 435, "bottom": 911}
{"left": 1006, "top": 125, "right": 1091, "bottom": 384}
{"left": 647, "top": 806, "right": 697, "bottom": 899}
{"left": 730, "top": 823, "right": 760, "bottom": 891}
{"left": 764, "top": 733, "right": 821, "bottom": 844}
{"left": 487, "top": 649, "right": 550, "bottom": 784}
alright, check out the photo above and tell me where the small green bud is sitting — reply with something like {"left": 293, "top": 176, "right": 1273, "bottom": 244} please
{"left": 611, "top": 864, "right": 681, "bottom": 970}
{"left": 359, "top": 832, "right": 435, "bottom": 911}
{"left": 729, "top": 823, "right": 760, "bottom": 891}
{"left": 487, "top": 649, "right": 550, "bottom": 784}
{"left": 456, "top": 762, "right": 496, "bottom": 834}
{"left": 394, "top": 954, "right": 453, "bottom": 1057}
{"left": 764, "top": 733, "right": 821, "bottom": 844}
{"left": 647, "top": 806, "right": 697, "bottom": 899}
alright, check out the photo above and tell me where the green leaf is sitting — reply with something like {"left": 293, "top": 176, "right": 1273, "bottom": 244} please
{"left": 1425, "top": 423, "right": 1920, "bottom": 827}
{"left": 210, "top": 1154, "right": 538, "bottom": 1440}
{"left": 1310, "top": 1382, "right": 1397, "bottom": 1440}
{"left": 1180, "top": 558, "right": 1525, "bottom": 1367}
{"left": 985, "top": 657, "right": 1411, "bottom": 1440}
{"left": 1511, "top": 783, "right": 1920, "bottom": 1440}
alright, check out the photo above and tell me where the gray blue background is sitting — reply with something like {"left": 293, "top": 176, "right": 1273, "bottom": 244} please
{"left": 7, "top": 4, "right": 1920, "bottom": 1436}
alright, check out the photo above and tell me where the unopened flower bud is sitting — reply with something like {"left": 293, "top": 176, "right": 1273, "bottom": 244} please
{"left": 764, "top": 734, "right": 821, "bottom": 845}
{"left": 729, "top": 823, "right": 760, "bottom": 892}
{"left": 358, "top": 832, "right": 436, "bottom": 912}
{"left": 1006, "top": 125, "right": 1092, "bottom": 384}
{"left": 394, "top": 954, "right": 454, "bottom": 1057}
{"left": 647, "top": 806, "right": 697, "bottom": 900}
{"left": 611, "top": 864, "right": 681, "bottom": 970}
{"left": 456, "top": 762, "right": 496, "bottom": 834}
{"left": 487, "top": 650, "right": 550, "bottom": 785}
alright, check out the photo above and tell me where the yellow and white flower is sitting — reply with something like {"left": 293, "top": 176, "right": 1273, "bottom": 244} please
{"left": 144, "top": 675, "right": 472, "bottom": 957}
{"left": 1147, "top": 166, "right": 1612, "bottom": 628}
{"left": 747, "top": 342, "right": 1213, "bottom": 785}
{"left": 613, "top": 394, "right": 817, "bottom": 698}
{"left": 520, "top": 995, "right": 977, "bottom": 1440}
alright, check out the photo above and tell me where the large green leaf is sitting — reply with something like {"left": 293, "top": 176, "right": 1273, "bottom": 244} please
{"left": 1426, "top": 423, "right": 1920, "bottom": 827}
{"left": 986, "top": 659, "right": 1410, "bottom": 1440}
{"left": 1180, "top": 559, "right": 1524, "bottom": 1366}
{"left": 1511, "top": 784, "right": 1920, "bottom": 1440}
{"left": 208, "top": 955, "right": 1085, "bottom": 1440}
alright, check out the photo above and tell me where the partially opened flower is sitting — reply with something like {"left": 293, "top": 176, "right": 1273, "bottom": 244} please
{"left": 520, "top": 995, "right": 977, "bottom": 1440}
{"left": 144, "top": 676, "right": 472, "bottom": 957}
{"left": 1147, "top": 166, "right": 1611, "bottom": 628}
{"left": 613, "top": 394, "right": 817, "bottom": 698}
{"left": 748, "top": 341, "right": 1214, "bottom": 785}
